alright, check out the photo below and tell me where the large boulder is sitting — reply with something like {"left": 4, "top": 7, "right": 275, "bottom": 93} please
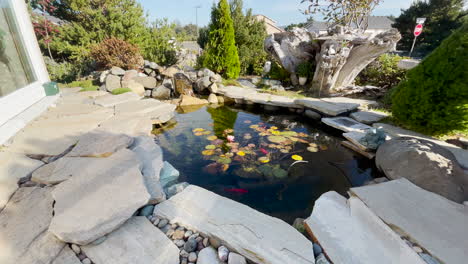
{"left": 179, "top": 95, "right": 208, "bottom": 106}
{"left": 133, "top": 76, "right": 157, "bottom": 89}
{"left": 125, "top": 79, "right": 146, "bottom": 96}
{"left": 174, "top": 73, "right": 194, "bottom": 96}
{"left": 105, "top": 74, "right": 122, "bottom": 92}
{"left": 49, "top": 149, "right": 150, "bottom": 245}
{"left": 152, "top": 85, "right": 172, "bottom": 100}
{"left": 376, "top": 137, "right": 468, "bottom": 202}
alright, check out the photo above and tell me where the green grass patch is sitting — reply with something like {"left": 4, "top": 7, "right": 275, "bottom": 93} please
{"left": 60, "top": 80, "right": 99, "bottom": 92}
{"left": 111, "top": 88, "right": 132, "bottom": 95}
{"left": 222, "top": 79, "right": 241, "bottom": 87}
{"left": 258, "top": 88, "right": 306, "bottom": 99}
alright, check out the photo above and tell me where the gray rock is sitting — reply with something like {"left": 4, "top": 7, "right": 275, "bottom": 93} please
{"left": 218, "top": 246, "right": 229, "bottom": 262}
{"left": 149, "top": 62, "right": 160, "bottom": 70}
{"left": 188, "top": 252, "right": 197, "bottom": 262}
{"left": 208, "top": 83, "right": 218, "bottom": 94}
{"left": 175, "top": 239, "right": 185, "bottom": 247}
{"left": 121, "top": 70, "right": 138, "bottom": 86}
{"left": 139, "top": 205, "right": 155, "bottom": 217}
{"left": 184, "top": 230, "right": 194, "bottom": 239}
{"left": 237, "top": 79, "right": 256, "bottom": 89}
{"left": 133, "top": 76, "right": 157, "bottom": 89}
{"left": 202, "top": 76, "right": 212, "bottom": 89}
{"left": 165, "top": 182, "right": 189, "bottom": 198}
{"left": 160, "top": 161, "right": 180, "bottom": 188}
{"left": 180, "top": 250, "right": 189, "bottom": 258}
{"left": 376, "top": 138, "right": 468, "bottom": 202}
{"left": 82, "top": 217, "right": 180, "bottom": 264}
{"left": 71, "top": 244, "right": 81, "bottom": 254}
{"left": 0, "top": 152, "right": 44, "bottom": 210}
{"left": 184, "top": 238, "right": 198, "bottom": 252}
{"left": 66, "top": 130, "right": 133, "bottom": 158}
{"left": 295, "top": 98, "right": 359, "bottom": 116}
{"left": 94, "top": 92, "right": 141, "bottom": 107}
{"left": 49, "top": 149, "right": 150, "bottom": 245}
{"left": 154, "top": 185, "right": 315, "bottom": 264}
{"left": 419, "top": 253, "right": 441, "bottom": 264}
{"left": 208, "top": 93, "right": 218, "bottom": 104}
{"left": 162, "top": 78, "right": 174, "bottom": 90}
{"left": 203, "top": 68, "right": 215, "bottom": 78}
{"left": 131, "top": 136, "right": 166, "bottom": 204}
{"left": 228, "top": 253, "right": 247, "bottom": 264}
{"left": 315, "top": 254, "right": 331, "bottom": 264}
{"left": 52, "top": 246, "right": 82, "bottom": 264}
{"left": 145, "top": 89, "right": 152, "bottom": 97}
{"left": 0, "top": 187, "right": 66, "bottom": 264}
{"left": 144, "top": 68, "right": 153, "bottom": 75}
{"left": 99, "top": 70, "right": 110, "bottom": 83}
{"left": 152, "top": 85, "right": 172, "bottom": 100}
{"left": 312, "top": 243, "right": 322, "bottom": 257}
{"left": 203, "top": 238, "right": 210, "bottom": 247}
{"left": 111, "top": 66, "right": 125, "bottom": 76}
{"left": 198, "top": 247, "right": 223, "bottom": 264}
{"left": 174, "top": 73, "right": 194, "bottom": 96}
{"left": 304, "top": 110, "right": 321, "bottom": 120}
{"left": 158, "top": 219, "right": 169, "bottom": 228}
{"left": 125, "top": 79, "right": 146, "bottom": 96}
{"left": 105, "top": 74, "right": 121, "bottom": 92}
{"left": 350, "top": 111, "right": 388, "bottom": 125}
{"left": 81, "top": 258, "right": 92, "bottom": 264}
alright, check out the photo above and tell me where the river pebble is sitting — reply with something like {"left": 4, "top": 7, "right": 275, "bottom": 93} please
{"left": 218, "top": 246, "right": 229, "bottom": 262}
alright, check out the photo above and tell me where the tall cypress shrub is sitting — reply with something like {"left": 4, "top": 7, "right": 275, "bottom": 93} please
{"left": 203, "top": 0, "right": 240, "bottom": 79}
{"left": 391, "top": 20, "right": 468, "bottom": 135}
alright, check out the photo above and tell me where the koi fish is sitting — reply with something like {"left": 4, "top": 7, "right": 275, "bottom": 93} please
{"left": 259, "top": 148, "right": 269, "bottom": 155}
{"left": 224, "top": 188, "right": 249, "bottom": 194}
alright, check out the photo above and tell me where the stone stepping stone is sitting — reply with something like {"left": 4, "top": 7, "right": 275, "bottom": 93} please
{"left": 244, "top": 93, "right": 272, "bottom": 104}
{"left": 350, "top": 111, "right": 388, "bottom": 125}
{"left": 130, "top": 136, "right": 166, "bottom": 204}
{"left": 350, "top": 179, "right": 468, "bottom": 264}
{"left": 0, "top": 187, "right": 66, "bottom": 264}
{"left": 269, "top": 95, "right": 303, "bottom": 108}
{"left": 320, "top": 97, "right": 378, "bottom": 108}
{"left": 41, "top": 103, "right": 113, "bottom": 119}
{"left": 220, "top": 86, "right": 257, "bottom": 99}
{"left": 66, "top": 130, "right": 133, "bottom": 158}
{"left": 94, "top": 93, "right": 142, "bottom": 107}
{"left": 154, "top": 185, "right": 315, "bottom": 264}
{"left": 0, "top": 152, "right": 44, "bottom": 210}
{"left": 98, "top": 115, "right": 153, "bottom": 136}
{"left": 115, "top": 99, "right": 176, "bottom": 124}
{"left": 343, "top": 131, "right": 369, "bottom": 151}
{"left": 6, "top": 112, "right": 113, "bottom": 156}
{"left": 31, "top": 157, "right": 97, "bottom": 185}
{"left": 52, "top": 246, "right": 82, "bottom": 264}
{"left": 321, "top": 117, "right": 371, "bottom": 132}
{"left": 304, "top": 191, "right": 425, "bottom": 264}
{"left": 49, "top": 149, "right": 150, "bottom": 245}
{"left": 81, "top": 217, "right": 180, "bottom": 264}
{"left": 295, "top": 98, "right": 359, "bottom": 116}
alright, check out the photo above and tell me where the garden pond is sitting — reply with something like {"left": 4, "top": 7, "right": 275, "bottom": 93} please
{"left": 154, "top": 104, "right": 381, "bottom": 224}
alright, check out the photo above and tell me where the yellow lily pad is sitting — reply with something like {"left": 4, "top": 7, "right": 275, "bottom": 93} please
{"left": 268, "top": 136, "right": 287, "bottom": 143}
{"left": 292, "top": 155, "right": 303, "bottom": 161}
{"left": 258, "top": 157, "right": 270, "bottom": 163}
{"left": 202, "top": 131, "right": 211, "bottom": 135}
{"left": 202, "top": 150, "right": 215, "bottom": 156}
{"left": 249, "top": 125, "right": 259, "bottom": 129}
{"left": 205, "top": 145, "right": 216, "bottom": 150}
{"left": 207, "top": 135, "right": 218, "bottom": 140}
{"left": 307, "top": 147, "right": 318, "bottom": 152}
{"left": 320, "top": 145, "right": 328, "bottom": 151}
{"left": 280, "top": 149, "right": 289, "bottom": 153}
{"left": 193, "top": 128, "right": 205, "bottom": 132}
{"left": 237, "top": 151, "right": 246, "bottom": 156}
{"left": 194, "top": 132, "right": 204, "bottom": 136}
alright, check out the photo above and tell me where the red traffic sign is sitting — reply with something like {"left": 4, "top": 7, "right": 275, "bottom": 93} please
{"left": 414, "top": 24, "right": 423, "bottom": 37}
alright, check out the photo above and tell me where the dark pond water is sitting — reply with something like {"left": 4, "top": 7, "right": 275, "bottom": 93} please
{"left": 154, "top": 104, "right": 381, "bottom": 224}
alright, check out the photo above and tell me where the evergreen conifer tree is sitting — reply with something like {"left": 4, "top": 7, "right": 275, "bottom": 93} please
{"left": 203, "top": 0, "right": 241, "bottom": 79}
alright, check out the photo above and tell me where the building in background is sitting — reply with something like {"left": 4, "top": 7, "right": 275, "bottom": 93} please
{"left": 0, "top": 0, "right": 52, "bottom": 144}
{"left": 253, "top": 14, "right": 284, "bottom": 35}
{"left": 306, "top": 16, "right": 394, "bottom": 37}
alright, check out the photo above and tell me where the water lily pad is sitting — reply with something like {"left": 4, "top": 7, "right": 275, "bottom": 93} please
{"left": 193, "top": 128, "right": 205, "bottom": 132}
{"left": 268, "top": 136, "right": 287, "bottom": 143}
{"left": 205, "top": 145, "right": 216, "bottom": 150}
{"left": 202, "top": 131, "right": 211, "bottom": 135}
{"left": 194, "top": 132, "right": 204, "bottom": 136}
{"left": 248, "top": 143, "right": 256, "bottom": 148}
{"left": 292, "top": 155, "right": 303, "bottom": 161}
{"left": 273, "top": 168, "right": 288, "bottom": 179}
{"left": 271, "top": 126, "right": 278, "bottom": 130}
{"left": 280, "top": 149, "right": 290, "bottom": 153}
{"left": 307, "top": 146, "right": 318, "bottom": 152}
{"left": 289, "top": 137, "right": 299, "bottom": 142}
{"left": 217, "top": 157, "right": 232, "bottom": 164}
{"left": 207, "top": 135, "right": 218, "bottom": 140}
{"left": 244, "top": 120, "right": 252, "bottom": 124}
{"left": 271, "top": 130, "right": 281, "bottom": 136}
{"left": 243, "top": 133, "right": 252, "bottom": 140}
{"left": 224, "top": 129, "right": 234, "bottom": 134}
{"left": 258, "top": 156, "right": 270, "bottom": 163}
{"left": 319, "top": 145, "right": 328, "bottom": 150}
{"left": 249, "top": 125, "right": 259, "bottom": 129}
{"left": 202, "top": 150, "right": 215, "bottom": 156}
{"left": 259, "top": 132, "right": 268, "bottom": 136}
{"left": 280, "top": 131, "right": 298, "bottom": 137}
{"left": 309, "top": 143, "right": 318, "bottom": 148}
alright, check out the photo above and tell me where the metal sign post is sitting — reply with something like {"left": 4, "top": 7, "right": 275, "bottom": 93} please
{"left": 409, "top": 18, "right": 426, "bottom": 57}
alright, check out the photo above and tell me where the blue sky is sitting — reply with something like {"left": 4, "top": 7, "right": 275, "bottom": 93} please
{"left": 137, "top": 0, "right": 414, "bottom": 27}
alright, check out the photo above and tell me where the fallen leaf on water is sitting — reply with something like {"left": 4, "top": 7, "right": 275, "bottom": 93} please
{"left": 292, "top": 155, "right": 303, "bottom": 161}
{"left": 222, "top": 164, "right": 229, "bottom": 172}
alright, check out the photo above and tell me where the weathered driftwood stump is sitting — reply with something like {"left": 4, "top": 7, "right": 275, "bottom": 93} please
{"left": 264, "top": 27, "right": 401, "bottom": 95}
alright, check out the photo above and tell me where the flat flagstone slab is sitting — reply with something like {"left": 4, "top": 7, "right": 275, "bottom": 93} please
{"left": 322, "top": 117, "right": 371, "bottom": 132}
{"left": 6, "top": 112, "right": 113, "bottom": 156}
{"left": 115, "top": 99, "right": 176, "bottom": 124}
{"left": 343, "top": 131, "right": 369, "bottom": 151}
{"left": 244, "top": 92, "right": 272, "bottom": 104}
{"left": 98, "top": 115, "right": 153, "bottom": 136}
{"left": 350, "top": 179, "right": 468, "bottom": 264}
{"left": 320, "top": 97, "right": 378, "bottom": 108}
{"left": 154, "top": 185, "right": 315, "bottom": 264}
{"left": 31, "top": 157, "right": 97, "bottom": 185}
{"left": 0, "top": 187, "right": 66, "bottom": 264}
{"left": 52, "top": 246, "right": 82, "bottom": 264}
{"left": 0, "top": 152, "right": 44, "bottom": 210}
{"left": 374, "top": 123, "right": 468, "bottom": 169}
{"left": 350, "top": 110, "right": 388, "bottom": 124}
{"left": 295, "top": 98, "right": 359, "bottom": 116}
{"left": 49, "top": 149, "right": 150, "bottom": 245}
{"left": 304, "top": 191, "right": 425, "bottom": 264}
{"left": 94, "top": 93, "right": 142, "bottom": 107}
{"left": 41, "top": 103, "right": 113, "bottom": 119}
{"left": 130, "top": 136, "right": 166, "bottom": 204}
{"left": 82, "top": 217, "right": 180, "bottom": 264}
{"left": 220, "top": 86, "right": 257, "bottom": 99}
{"left": 66, "top": 130, "right": 133, "bottom": 157}
{"left": 269, "top": 95, "right": 303, "bottom": 108}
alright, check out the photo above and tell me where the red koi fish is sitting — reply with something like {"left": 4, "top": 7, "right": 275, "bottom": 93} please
{"left": 259, "top": 148, "right": 269, "bottom": 155}
{"left": 225, "top": 188, "right": 249, "bottom": 194}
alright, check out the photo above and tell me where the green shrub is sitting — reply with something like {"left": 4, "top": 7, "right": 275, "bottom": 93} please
{"left": 90, "top": 37, "right": 144, "bottom": 70}
{"left": 111, "top": 88, "right": 132, "bottom": 95}
{"left": 391, "top": 21, "right": 468, "bottom": 135}
{"left": 296, "top": 61, "right": 314, "bottom": 78}
{"left": 269, "top": 61, "right": 290, "bottom": 81}
{"left": 44, "top": 57, "right": 79, "bottom": 83}
{"left": 356, "top": 54, "right": 407, "bottom": 89}
{"left": 144, "top": 19, "right": 179, "bottom": 66}
{"left": 202, "top": 0, "right": 241, "bottom": 79}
